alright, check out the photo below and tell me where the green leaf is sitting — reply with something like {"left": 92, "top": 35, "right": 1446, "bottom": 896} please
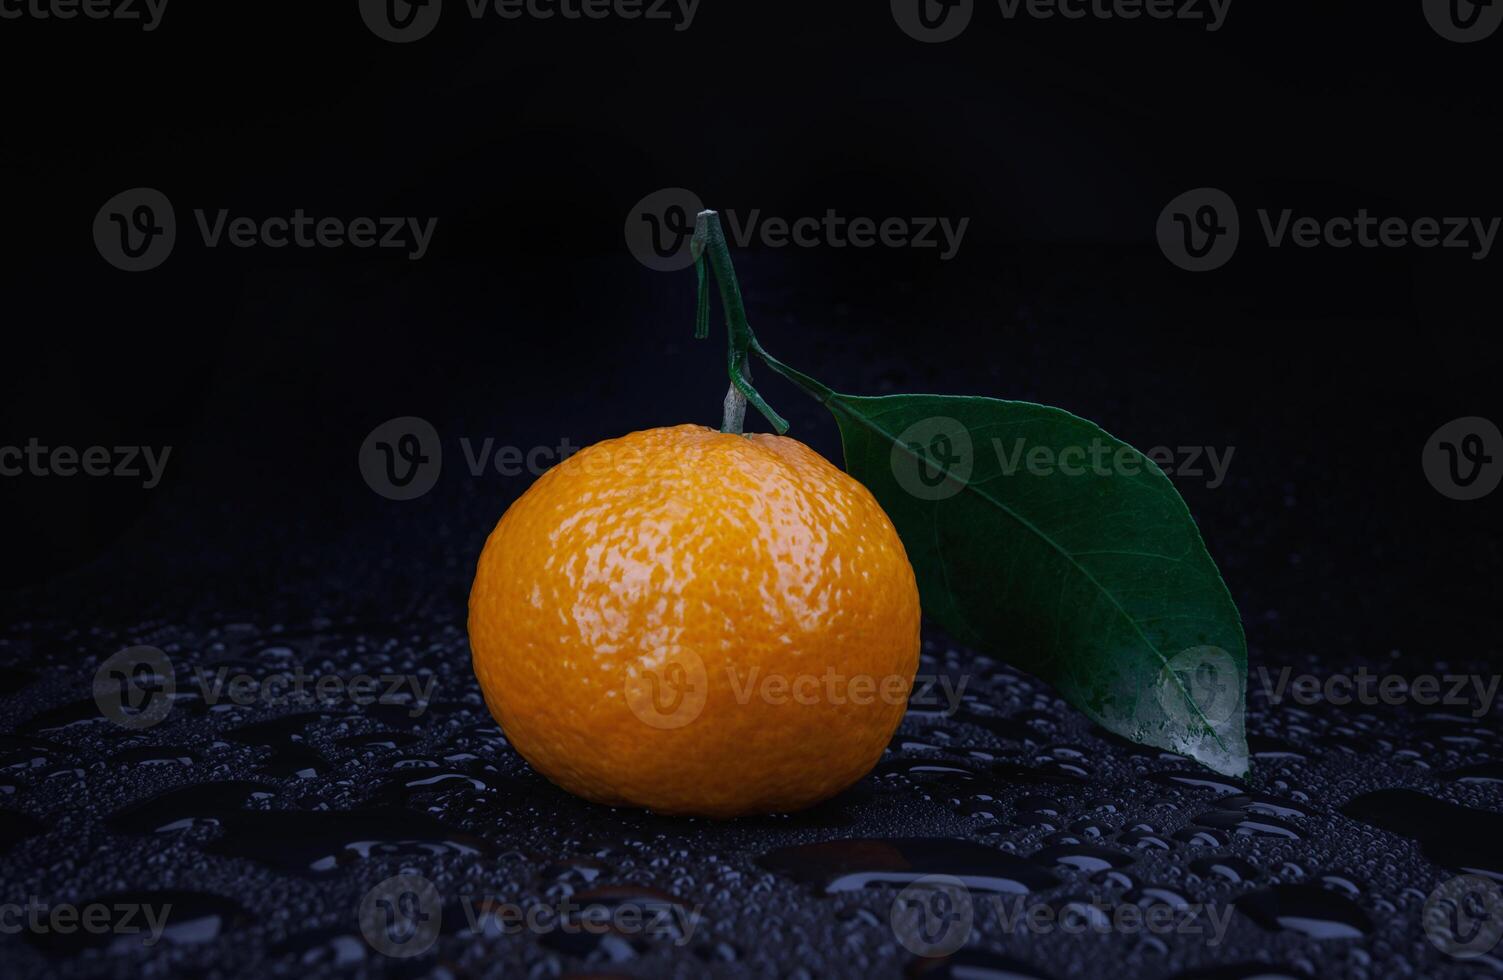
{"left": 687, "top": 211, "right": 1246, "bottom": 775}
{"left": 756, "top": 349, "right": 1248, "bottom": 776}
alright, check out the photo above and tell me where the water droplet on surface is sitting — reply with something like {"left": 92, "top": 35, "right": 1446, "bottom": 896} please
{"left": 1031, "top": 844, "right": 1134, "bottom": 873}
{"left": 1248, "top": 735, "right": 1307, "bottom": 762}
{"left": 1117, "top": 829, "right": 1172, "bottom": 851}
{"left": 379, "top": 769, "right": 495, "bottom": 801}
{"left": 338, "top": 731, "right": 420, "bottom": 751}
{"left": 1017, "top": 796, "right": 1062, "bottom": 816}
{"left": 759, "top": 838, "right": 1060, "bottom": 895}
{"left": 1168, "top": 964, "right": 1310, "bottom": 979}
{"left": 225, "top": 714, "right": 329, "bottom": 779}
{"left": 874, "top": 759, "right": 976, "bottom": 781}
{"left": 110, "top": 781, "right": 488, "bottom": 874}
{"left": 1318, "top": 873, "right": 1361, "bottom": 897}
{"left": 1128, "top": 885, "right": 1192, "bottom": 911}
{"left": 1219, "top": 794, "right": 1313, "bottom": 820}
{"left": 1235, "top": 884, "right": 1372, "bottom": 939}
{"left": 1091, "top": 869, "right": 1138, "bottom": 890}
{"left": 1069, "top": 820, "right": 1106, "bottom": 839}
{"left": 111, "top": 746, "right": 197, "bottom": 767}
{"left": 272, "top": 926, "right": 368, "bottom": 968}
{"left": 1446, "top": 761, "right": 1503, "bottom": 785}
{"left": 109, "top": 781, "right": 275, "bottom": 834}
{"left": 1173, "top": 827, "right": 1228, "bottom": 848}
{"left": 992, "top": 761, "right": 1088, "bottom": 786}
{"left": 1148, "top": 771, "right": 1247, "bottom": 795}
{"left": 905, "top": 948, "right": 1055, "bottom": 979}
{"left": 1195, "top": 810, "right": 1303, "bottom": 840}
{"left": 1189, "top": 856, "right": 1259, "bottom": 884}
{"left": 543, "top": 857, "right": 609, "bottom": 885}
{"left": 696, "top": 939, "right": 740, "bottom": 963}
{"left": 533, "top": 885, "right": 698, "bottom": 959}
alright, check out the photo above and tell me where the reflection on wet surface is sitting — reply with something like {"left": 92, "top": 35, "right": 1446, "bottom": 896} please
{"left": 0, "top": 623, "right": 1498, "bottom": 977}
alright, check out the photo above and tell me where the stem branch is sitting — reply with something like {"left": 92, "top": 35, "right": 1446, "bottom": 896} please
{"left": 692, "top": 211, "right": 789, "bottom": 435}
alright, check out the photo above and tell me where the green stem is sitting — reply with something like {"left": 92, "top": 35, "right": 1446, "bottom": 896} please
{"left": 692, "top": 211, "right": 789, "bottom": 435}
{"left": 749, "top": 339, "right": 837, "bottom": 406}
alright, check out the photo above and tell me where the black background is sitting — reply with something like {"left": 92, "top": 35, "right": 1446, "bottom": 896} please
{"left": 2, "top": 1, "right": 1498, "bottom": 650}
{"left": 0, "top": 3, "right": 1500, "bottom": 976}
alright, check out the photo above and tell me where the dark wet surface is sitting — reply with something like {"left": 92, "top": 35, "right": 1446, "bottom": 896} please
{"left": 1, "top": 607, "right": 1500, "bottom": 979}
